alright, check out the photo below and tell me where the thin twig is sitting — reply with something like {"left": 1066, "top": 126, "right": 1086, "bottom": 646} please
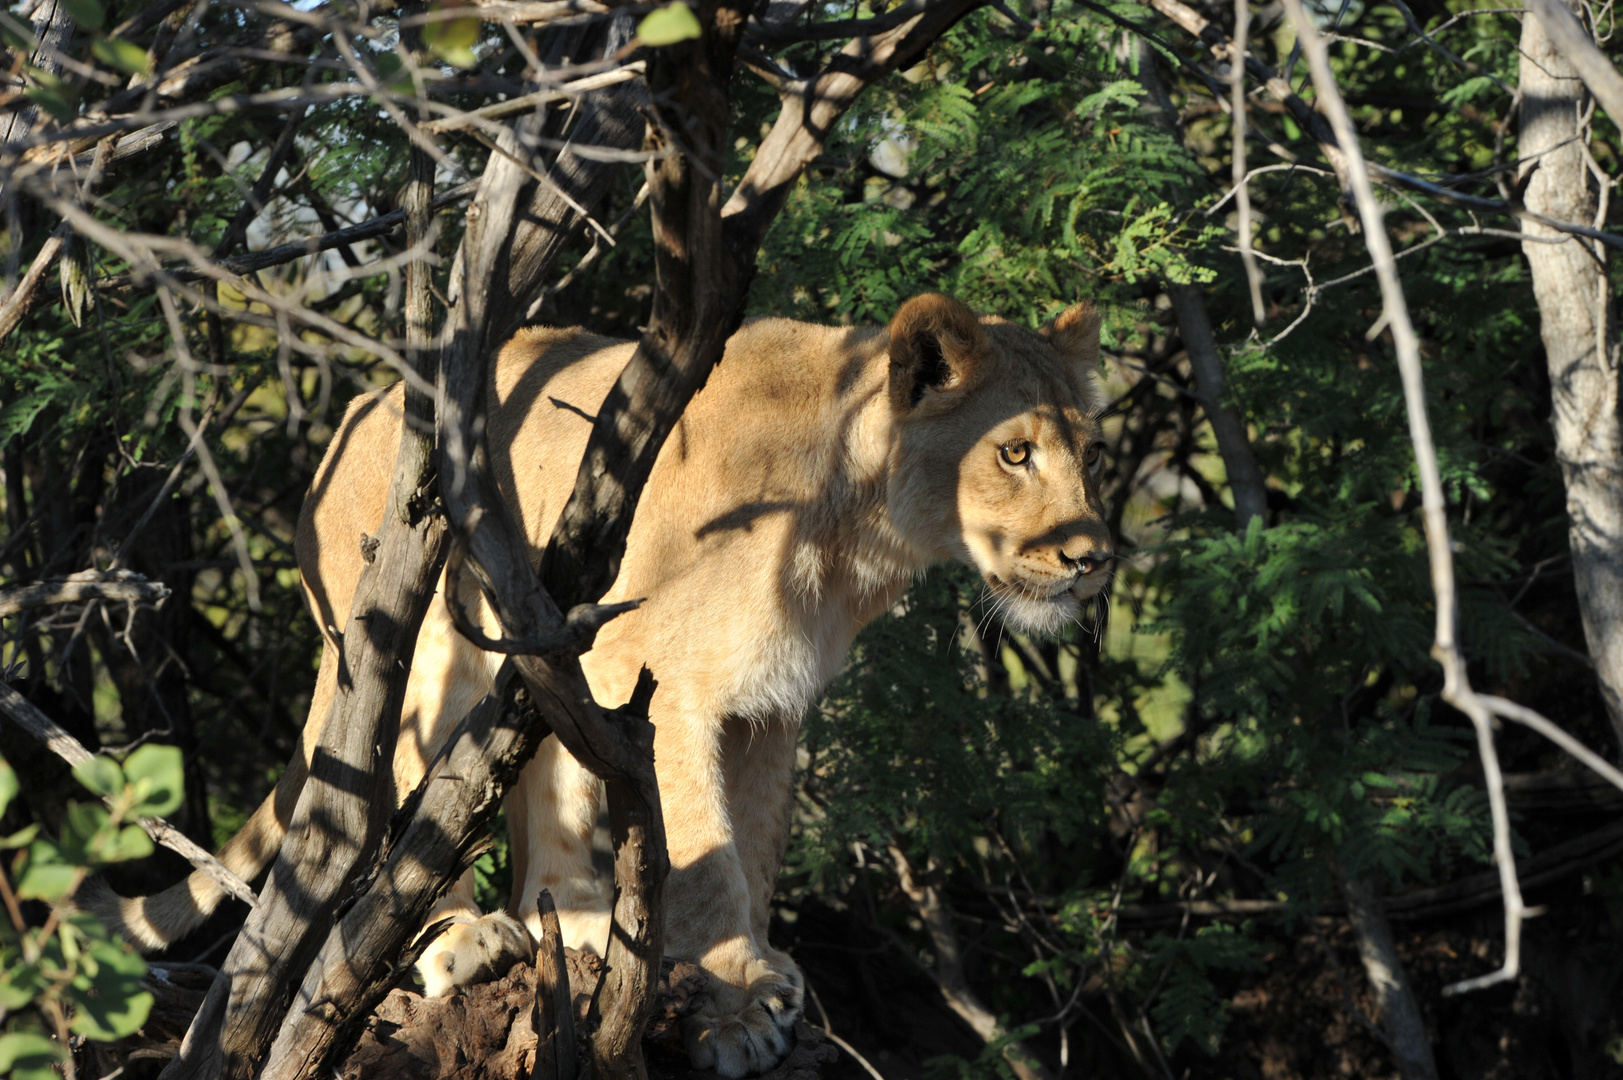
{"left": 1230, "top": 0, "right": 1265, "bottom": 325}
{"left": 1282, "top": 0, "right": 1525, "bottom": 998}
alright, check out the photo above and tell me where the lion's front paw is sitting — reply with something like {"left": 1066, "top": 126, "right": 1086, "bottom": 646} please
{"left": 416, "top": 911, "right": 535, "bottom": 998}
{"left": 683, "top": 950, "right": 805, "bottom": 1077}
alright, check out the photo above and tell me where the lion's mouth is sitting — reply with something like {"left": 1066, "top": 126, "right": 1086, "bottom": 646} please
{"left": 985, "top": 572, "right": 1082, "bottom": 603}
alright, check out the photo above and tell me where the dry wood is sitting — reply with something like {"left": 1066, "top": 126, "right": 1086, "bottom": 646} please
{"left": 94, "top": 182, "right": 480, "bottom": 291}
{"left": 159, "top": 265, "right": 450, "bottom": 1080}
{"left": 421, "top": 64, "right": 644, "bottom": 134}
{"left": 0, "top": 573, "right": 171, "bottom": 618}
{"left": 1336, "top": 871, "right": 1439, "bottom": 1080}
{"left": 95, "top": 949, "right": 832, "bottom": 1080}
{"left": 252, "top": 27, "right": 655, "bottom": 1080}
{"left": 0, "top": 681, "right": 258, "bottom": 908}
{"left": 530, "top": 891, "right": 577, "bottom": 1080}
{"left": 1525, "top": 0, "right": 1623, "bottom": 126}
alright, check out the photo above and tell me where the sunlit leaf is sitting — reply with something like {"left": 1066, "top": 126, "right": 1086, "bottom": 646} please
{"left": 0, "top": 1032, "right": 66, "bottom": 1080}
{"left": 73, "top": 755, "right": 123, "bottom": 799}
{"left": 92, "top": 38, "right": 152, "bottom": 75}
{"left": 69, "top": 940, "right": 151, "bottom": 1039}
{"left": 636, "top": 1, "right": 701, "bottom": 46}
{"left": 422, "top": 13, "right": 480, "bottom": 69}
{"left": 124, "top": 743, "right": 184, "bottom": 817}
{"left": 0, "top": 756, "right": 16, "bottom": 818}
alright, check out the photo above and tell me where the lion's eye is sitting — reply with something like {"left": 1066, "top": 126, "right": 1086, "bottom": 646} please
{"left": 999, "top": 442, "right": 1031, "bottom": 467}
{"left": 1084, "top": 443, "right": 1104, "bottom": 470}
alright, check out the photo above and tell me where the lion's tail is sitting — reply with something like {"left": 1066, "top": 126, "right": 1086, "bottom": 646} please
{"left": 76, "top": 746, "right": 310, "bottom": 951}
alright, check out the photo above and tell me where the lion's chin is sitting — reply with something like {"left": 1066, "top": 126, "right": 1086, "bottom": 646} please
{"left": 984, "top": 579, "right": 1091, "bottom": 636}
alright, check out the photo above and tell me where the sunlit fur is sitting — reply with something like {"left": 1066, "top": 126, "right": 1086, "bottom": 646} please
{"left": 81, "top": 294, "right": 1112, "bottom": 1079}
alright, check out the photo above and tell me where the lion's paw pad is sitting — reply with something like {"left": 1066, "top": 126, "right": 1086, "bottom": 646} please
{"left": 416, "top": 911, "right": 534, "bottom": 998}
{"left": 684, "top": 967, "right": 804, "bottom": 1077}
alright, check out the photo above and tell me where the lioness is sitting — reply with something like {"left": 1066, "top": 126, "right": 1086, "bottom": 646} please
{"left": 90, "top": 294, "right": 1113, "bottom": 1076}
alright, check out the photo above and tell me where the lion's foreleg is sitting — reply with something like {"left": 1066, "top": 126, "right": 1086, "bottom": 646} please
{"left": 506, "top": 735, "right": 610, "bottom": 953}
{"left": 657, "top": 705, "right": 805, "bottom": 1077}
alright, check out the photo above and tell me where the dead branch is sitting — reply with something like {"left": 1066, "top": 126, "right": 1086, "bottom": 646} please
{"left": 0, "top": 681, "right": 258, "bottom": 908}
{"left": 420, "top": 63, "right": 644, "bottom": 134}
{"left": 159, "top": 214, "right": 450, "bottom": 1080}
{"left": 1282, "top": 0, "right": 1524, "bottom": 1000}
{"left": 0, "top": 573, "right": 171, "bottom": 618}
{"left": 531, "top": 892, "right": 577, "bottom": 1080}
{"left": 92, "top": 181, "right": 479, "bottom": 291}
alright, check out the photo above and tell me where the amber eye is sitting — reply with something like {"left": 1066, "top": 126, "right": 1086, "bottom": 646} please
{"left": 1084, "top": 443, "right": 1104, "bottom": 470}
{"left": 999, "top": 442, "right": 1031, "bottom": 467}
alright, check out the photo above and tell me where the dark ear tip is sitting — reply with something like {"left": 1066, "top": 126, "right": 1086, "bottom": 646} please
{"left": 887, "top": 293, "right": 986, "bottom": 350}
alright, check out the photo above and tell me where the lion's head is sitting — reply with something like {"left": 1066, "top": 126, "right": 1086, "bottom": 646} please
{"left": 884, "top": 293, "right": 1114, "bottom": 635}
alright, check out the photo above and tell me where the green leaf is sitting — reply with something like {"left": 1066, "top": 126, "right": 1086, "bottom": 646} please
{"left": 124, "top": 744, "right": 184, "bottom": 817}
{"left": 68, "top": 939, "right": 151, "bottom": 1039}
{"left": 0, "top": 756, "right": 16, "bottom": 817}
{"left": 0, "top": 823, "right": 41, "bottom": 849}
{"left": 16, "top": 852, "right": 77, "bottom": 901}
{"left": 636, "top": 2, "right": 701, "bottom": 46}
{"left": 107, "top": 824, "right": 154, "bottom": 862}
{"left": 0, "top": 961, "right": 46, "bottom": 1010}
{"left": 60, "top": 801, "right": 113, "bottom": 863}
{"left": 92, "top": 38, "right": 152, "bottom": 75}
{"left": 73, "top": 755, "right": 123, "bottom": 799}
{"left": 60, "top": 0, "right": 103, "bottom": 29}
{"left": 0, "top": 1032, "right": 67, "bottom": 1080}
{"left": 422, "top": 13, "right": 480, "bottom": 69}
{"left": 23, "top": 86, "right": 74, "bottom": 123}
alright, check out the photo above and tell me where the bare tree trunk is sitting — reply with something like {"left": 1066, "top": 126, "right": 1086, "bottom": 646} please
{"left": 1519, "top": 1, "right": 1623, "bottom": 753}
{"left": 1336, "top": 871, "right": 1439, "bottom": 1080}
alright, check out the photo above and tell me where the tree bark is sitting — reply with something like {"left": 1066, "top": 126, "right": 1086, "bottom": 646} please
{"left": 1336, "top": 872, "right": 1440, "bottom": 1080}
{"left": 530, "top": 891, "right": 577, "bottom": 1080}
{"left": 1518, "top": 1, "right": 1623, "bottom": 753}
{"left": 159, "top": 273, "right": 449, "bottom": 1080}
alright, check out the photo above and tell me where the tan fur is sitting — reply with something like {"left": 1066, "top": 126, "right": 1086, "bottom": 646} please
{"left": 85, "top": 295, "right": 1113, "bottom": 1077}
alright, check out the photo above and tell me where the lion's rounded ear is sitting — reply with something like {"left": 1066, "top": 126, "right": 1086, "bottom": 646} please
{"left": 887, "top": 294, "right": 987, "bottom": 411}
{"left": 1040, "top": 302, "right": 1101, "bottom": 366}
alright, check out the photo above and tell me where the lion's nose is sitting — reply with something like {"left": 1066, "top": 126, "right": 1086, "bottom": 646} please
{"left": 1058, "top": 543, "right": 1113, "bottom": 576}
